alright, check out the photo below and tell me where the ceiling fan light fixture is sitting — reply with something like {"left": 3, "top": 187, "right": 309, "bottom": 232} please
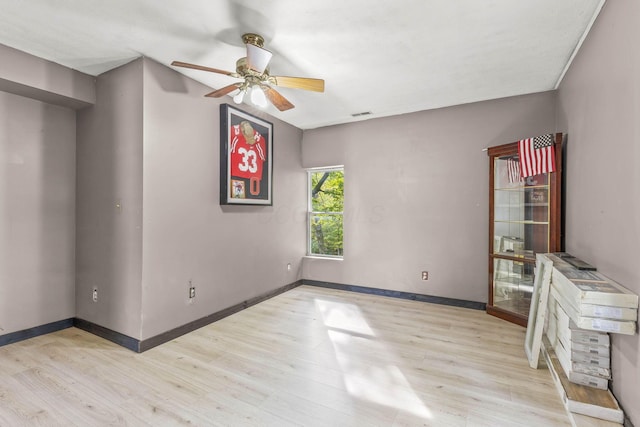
{"left": 233, "top": 89, "right": 245, "bottom": 104}
{"left": 250, "top": 86, "right": 268, "bottom": 108}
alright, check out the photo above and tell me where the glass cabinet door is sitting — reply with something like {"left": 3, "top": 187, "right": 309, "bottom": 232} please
{"left": 493, "top": 156, "right": 550, "bottom": 260}
{"left": 487, "top": 136, "right": 562, "bottom": 326}
{"left": 492, "top": 258, "right": 534, "bottom": 317}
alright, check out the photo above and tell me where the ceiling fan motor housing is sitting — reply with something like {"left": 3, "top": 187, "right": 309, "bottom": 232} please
{"left": 171, "top": 32, "right": 322, "bottom": 112}
{"left": 235, "top": 57, "right": 267, "bottom": 78}
{"left": 241, "top": 33, "right": 265, "bottom": 48}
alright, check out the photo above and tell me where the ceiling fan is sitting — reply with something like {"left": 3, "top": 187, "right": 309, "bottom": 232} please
{"left": 171, "top": 33, "right": 324, "bottom": 111}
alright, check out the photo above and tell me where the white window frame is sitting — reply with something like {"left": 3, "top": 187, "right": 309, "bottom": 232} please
{"left": 307, "top": 166, "right": 344, "bottom": 258}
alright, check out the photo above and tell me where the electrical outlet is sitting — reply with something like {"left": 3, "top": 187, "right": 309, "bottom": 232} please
{"left": 421, "top": 271, "right": 429, "bottom": 281}
{"left": 287, "top": 263, "right": 291, "bottom": 272}
{"left": 189, "top": 286, "right": 196, "bottom": 299}
{"left": 92, "top": 287, "right": 98, "bottom": 302}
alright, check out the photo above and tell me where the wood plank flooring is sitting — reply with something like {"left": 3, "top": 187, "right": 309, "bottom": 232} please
{"left": 0, "top": 285, "right": 572, "bottom": 426}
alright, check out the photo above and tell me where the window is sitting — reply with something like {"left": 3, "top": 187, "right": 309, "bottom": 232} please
{"left": 308, "top": 167, "right": 344, "bottom": 257}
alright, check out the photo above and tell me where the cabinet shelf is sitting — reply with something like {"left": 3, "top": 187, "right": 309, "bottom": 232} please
{"left": 493, "top": 252, "right": 536, "bottom": 262}
{"left": 495, "top": 203, "right": 549, "bottom": 208}
{"left": 494, "top": 184, "right": 549, "bottom": 191}
{"left": 524, "top": 203, "right": 549, "bottom": 207}
{"left": 494, "top": 278, "right": 534, "bottom": 293}
{"left": 487, "top": 134, "right": 563, "bottom": 327}
{"left": 494, "top": 221, "right": 550, "bottom": 227}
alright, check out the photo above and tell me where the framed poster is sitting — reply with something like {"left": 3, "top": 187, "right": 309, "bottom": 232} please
{"left": 220, "top": 104, "right": 273, "bottom": 205}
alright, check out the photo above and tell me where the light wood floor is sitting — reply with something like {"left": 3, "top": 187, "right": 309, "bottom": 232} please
{"left": 0, "top": 285, "right": 572, "bottom": 426}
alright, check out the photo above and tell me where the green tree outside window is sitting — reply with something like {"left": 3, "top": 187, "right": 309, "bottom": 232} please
{"left": 309, "top": 169, "right": 343, "bottom": 256}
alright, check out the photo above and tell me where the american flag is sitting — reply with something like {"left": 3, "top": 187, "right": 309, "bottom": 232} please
{"left": 518, "top": 134, "right": 556, "bottom": 177}
{"left": 507, "top": 158, "right": 523, "bottom": 183}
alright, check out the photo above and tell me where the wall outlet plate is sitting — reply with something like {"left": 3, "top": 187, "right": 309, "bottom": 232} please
{"left": 92, "top": 288, "right": 98, "bottom": 302}
{"left": 421, "top": 271, "right": 429, "bottom": 280}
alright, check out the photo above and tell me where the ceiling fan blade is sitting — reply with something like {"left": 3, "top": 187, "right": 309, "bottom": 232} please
{"left": 260, "top": 85, "right": 294, "bottom": 111}
{"left": 271, "top": 76, "right": 325, "bottom": 92}
{"left": 246, "top": 43, "right": 273, "bottom": 74}
{"left": 171, "top": 61, "right": 237, "bottom": 77}
{"left": 205, "top": 83, "right": 242, "bottom": 98}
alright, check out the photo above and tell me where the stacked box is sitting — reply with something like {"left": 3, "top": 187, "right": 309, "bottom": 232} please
{"left": 548, "top": 294, "right": 611, "bottom": 390}
{"left": 539, "top": 253, "right": 635, "bottom": 423}
{"left": 546, "top": 253, "right": 638, "bottom": 335}
{"left": 541, "top": 336, "right": 624, "bottom": 424}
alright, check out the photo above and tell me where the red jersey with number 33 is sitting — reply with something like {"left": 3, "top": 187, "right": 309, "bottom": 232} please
{"left": 230, "top": 124, "right": 266, "bottom": 180}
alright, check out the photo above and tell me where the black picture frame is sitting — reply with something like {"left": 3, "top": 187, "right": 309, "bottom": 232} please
{"left": 220, "top": 104, "right": 273, "bottom": 205}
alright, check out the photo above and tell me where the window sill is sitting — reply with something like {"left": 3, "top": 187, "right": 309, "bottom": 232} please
{"left": 303, "top": 255, "right": 343, "bottom": 261}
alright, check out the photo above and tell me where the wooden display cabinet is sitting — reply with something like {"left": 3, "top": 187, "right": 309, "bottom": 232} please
{"left": 487, "top": 134, "right": 563, "bottom": 326}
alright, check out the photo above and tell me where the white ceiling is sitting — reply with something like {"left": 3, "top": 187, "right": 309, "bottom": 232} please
{"left": 0, "top": 0, "right": 605, "bottom": 129}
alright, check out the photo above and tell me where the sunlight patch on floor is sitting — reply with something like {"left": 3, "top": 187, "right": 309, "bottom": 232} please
{"left": 314, "top": 299, "right": 374, "bottom": 336}
{"left": 315, "top": 298, "right": 433, "bottom": 420}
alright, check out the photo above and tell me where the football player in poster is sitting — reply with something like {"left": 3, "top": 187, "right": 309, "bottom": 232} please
{"left": 229, "top": 120, "right": 267, "bottom": 199}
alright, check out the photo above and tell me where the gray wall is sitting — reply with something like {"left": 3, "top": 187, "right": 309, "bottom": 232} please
{"left": 139, "top": 59, "right": 306, "bottom": 340}
{"left": 74, "top": 57, "right": 306, "bottom": 341}
{"left": 556, "top": 1, "right": 640, "bottom": 424}
{"left": 0, "top": 43, "right": 94, "bottom": 110}
{"left": 302, "top": 91, "right": 557, "bottom": 303}
{"left": 76, "top": 59, "right": 144, "bottom": 339}
{"left": 0, "top": 91, "right": 76, "bottom": 334}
